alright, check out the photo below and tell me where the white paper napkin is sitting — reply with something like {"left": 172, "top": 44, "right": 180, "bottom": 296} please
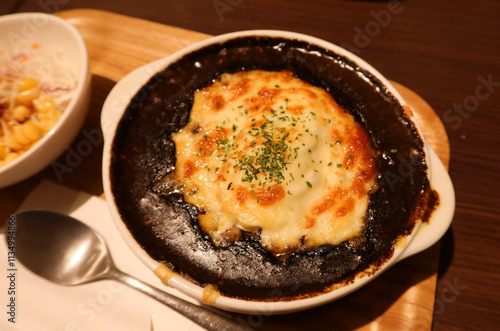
{"left": 0, "top": 180, "right": 205, "bottom": 331}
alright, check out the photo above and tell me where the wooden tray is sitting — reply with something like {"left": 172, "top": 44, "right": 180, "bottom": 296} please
{"left": 2, "top": 9, "right": 450, "bottom": 330}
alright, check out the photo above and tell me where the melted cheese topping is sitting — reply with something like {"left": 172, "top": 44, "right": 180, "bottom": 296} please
{"left": 169, "top": 70, "right": 378, "bottom": 256}
{"left": 153, "top": 263, "right": 177, "bottom": 286}
{"left": 202, "top": 284, "right": 220, "bottom": 304}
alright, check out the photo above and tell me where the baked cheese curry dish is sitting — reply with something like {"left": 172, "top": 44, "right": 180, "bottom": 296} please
{"left": 110, "top": 36, "right": 438, "bottom": 300}
{"left": 170, "top": 70, "right": 377, "bottom": 257}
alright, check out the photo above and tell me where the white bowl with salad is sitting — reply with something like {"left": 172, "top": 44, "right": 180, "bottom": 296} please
{"left": 0, "top": 12, "right": 90, "bottom": 188}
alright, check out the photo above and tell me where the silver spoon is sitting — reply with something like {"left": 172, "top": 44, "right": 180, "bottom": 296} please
{"left": 5, "top": 210, "right": 251, "bottom": 331}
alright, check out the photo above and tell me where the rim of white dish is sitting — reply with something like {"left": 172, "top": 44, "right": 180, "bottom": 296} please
{"left": 0, "top": 13, "right": 89, "bottom": 174}
{"left": 101, "top": 29, "right": 452, "bottom": 314}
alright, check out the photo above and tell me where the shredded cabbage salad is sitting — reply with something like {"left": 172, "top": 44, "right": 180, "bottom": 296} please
{"left": 0, "top": 42, "right": 78, "bottom": 167}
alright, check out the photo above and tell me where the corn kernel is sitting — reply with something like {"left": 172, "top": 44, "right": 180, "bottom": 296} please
{"left": 20, "top": 121, "right": 40, "bottom": 142}
{"left": 16, "top": 88, "right": 40, "bottom": 105}
{"left": 13, "top": 126, "right": 31, "bottom": 146}
{"left": 7, "top": 134, "right": 23, "bottom": 151}
{"left": 18, "top": 78, "right": 38, "bottom": 91}
{"left": 3, "top": 152, "right": 19, "bottom": 164}
{"left": 38, "top": 119, "right": 56, "bottom": 132}
{"left": 11, "top": 105, "right": 31, "bottom": 122}
{"left": 0, "top": 145, "right": 6, "bottom": 160}
{"left": 37, "top": 112, "right": 50, "bottom": 121}
{"left": 33, "top": 95, "right": 56, "bottom": 113}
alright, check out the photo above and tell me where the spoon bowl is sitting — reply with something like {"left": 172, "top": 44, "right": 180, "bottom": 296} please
{"left": 5, "top": 210, "right": 250, "bottom": 331}
{"left": 13, "top": 210, "right": 111, "bottom": 285}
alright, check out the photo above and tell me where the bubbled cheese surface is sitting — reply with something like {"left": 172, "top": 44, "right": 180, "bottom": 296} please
{"left": 170, "top": 70, "right": 378, "bottom": 256}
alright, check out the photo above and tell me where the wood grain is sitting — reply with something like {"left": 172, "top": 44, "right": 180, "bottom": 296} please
{"left": 0, "top": 8, "right": 450, "bottom": 331}
{"left": 0, "top": 0, "right": 20, "bottom": 15}
{"left": 7, "top": 1, "right": 500, "bottom": 330}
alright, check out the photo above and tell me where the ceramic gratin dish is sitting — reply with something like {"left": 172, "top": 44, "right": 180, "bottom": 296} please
{"left": 0, "top": 13, "right": 91, "bottom": 188}
{"left": 101, "top": 30, "right": 455, "bottom": 314}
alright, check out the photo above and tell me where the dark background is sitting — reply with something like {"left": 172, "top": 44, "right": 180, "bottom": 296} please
{"left": 2, "top": 1, "right": 499, "bottom": 330}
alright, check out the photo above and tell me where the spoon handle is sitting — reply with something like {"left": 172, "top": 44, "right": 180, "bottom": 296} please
{"left": 107, "top": 267, "right": 252, "bottom": 331}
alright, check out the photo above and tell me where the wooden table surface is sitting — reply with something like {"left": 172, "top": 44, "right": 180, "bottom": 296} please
{"left": 2, "top": 1, "right": 499, "bottom": 330}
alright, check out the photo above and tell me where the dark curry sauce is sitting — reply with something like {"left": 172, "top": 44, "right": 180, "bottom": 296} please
{"left": 109, "top": 36, "right": 437, "bottom": 300}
